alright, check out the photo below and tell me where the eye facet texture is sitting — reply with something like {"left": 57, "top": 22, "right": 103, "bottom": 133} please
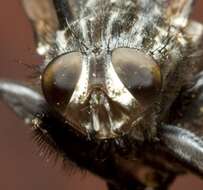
{"left": 42, "top": 52, "right": 82, "bottom": 111}
{"left": 112, "top": 48, "right": 161, "bottom": 106}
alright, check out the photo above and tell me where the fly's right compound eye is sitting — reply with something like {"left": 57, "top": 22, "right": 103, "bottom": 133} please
{"left": 42, "top": 52, "right": 82, "bottom": 111}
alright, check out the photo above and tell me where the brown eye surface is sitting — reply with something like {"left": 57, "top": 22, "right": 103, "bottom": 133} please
{"left": 42, "top": 52, "right": 82, "bottom": 111}
{"left": 112, "top": 48, "right": 161, "bottom": 105}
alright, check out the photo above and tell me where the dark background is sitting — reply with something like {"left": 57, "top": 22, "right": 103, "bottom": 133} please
{"left": 0, "top": 1, "right": 202, "bottom": 190}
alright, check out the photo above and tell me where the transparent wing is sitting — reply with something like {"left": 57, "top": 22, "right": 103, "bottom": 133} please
{"left": 166, "top": 0, "right": 195, "bottom": 27}
{"left": 22, "top": 0, "right": 59, "bottom": 55}
{"left": 167, "top": 0, "right": 195, "bottom": 18}
{"left": 21, "top": 0, "right": 78, "bottom": 56}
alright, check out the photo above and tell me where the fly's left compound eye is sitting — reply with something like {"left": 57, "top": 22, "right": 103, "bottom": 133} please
{"left": 42, "top": 52, "right": 82, "bottom": 111}
{"left": 112, "top": 48, "right": 161, "bottom": 106}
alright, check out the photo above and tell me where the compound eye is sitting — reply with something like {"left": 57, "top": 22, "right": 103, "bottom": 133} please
{"left": 112, "top": 48, "right": 161, "bottom": 106}
{"left": 42, "top": 52, "right": 82, "bottom": 111}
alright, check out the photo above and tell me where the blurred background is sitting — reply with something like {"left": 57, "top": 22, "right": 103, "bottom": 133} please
{"left": 0, "top": 1, "right": 202, "bottom": 190}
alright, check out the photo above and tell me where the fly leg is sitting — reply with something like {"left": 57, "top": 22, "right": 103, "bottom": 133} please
{"left": 0, "top": 80, "right": 47, "bottom": 123}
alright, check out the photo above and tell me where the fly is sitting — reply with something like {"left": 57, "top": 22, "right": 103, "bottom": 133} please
{"left": 0, "top": 0, "right": 203, "bottom": 189}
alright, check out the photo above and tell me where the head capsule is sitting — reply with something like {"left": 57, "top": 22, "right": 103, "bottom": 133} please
{"left": 42, "top": 48, "right": 161, "bottom": 139}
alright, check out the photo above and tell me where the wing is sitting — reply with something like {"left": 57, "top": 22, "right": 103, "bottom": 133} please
{"left": 166, "top": 0, "right": 195, "bottom": 27}
{"left": 167, "top": 0, "right": 195, "bottom": 17}
{"left": 21, "top": 0, "right": 78, "bottom": 56}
